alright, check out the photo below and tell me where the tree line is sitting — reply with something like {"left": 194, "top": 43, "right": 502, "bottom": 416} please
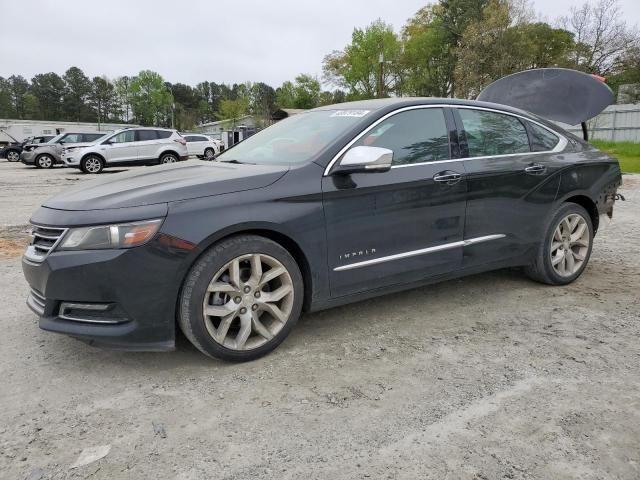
{"left": 0, "top": 0, "right": 638, "bottom": 130}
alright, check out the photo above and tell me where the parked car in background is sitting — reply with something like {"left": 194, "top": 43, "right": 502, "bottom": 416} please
{"left": 182, "top": 134, "right": 223, "bottom": 160}
{"left": 1, "top": 135, "right": 55, "bottom": 162}
{"left": 20, "top": 132, "right": 107, "bottom": 169}
{"left": 21, "top": 98, "right": 622, "bottom": 361}
{"left": 62, "top": 128, "right": 189, "bottom": 174}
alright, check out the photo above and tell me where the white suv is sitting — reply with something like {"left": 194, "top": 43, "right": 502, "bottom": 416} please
{"left": 182, "top": 134, "right": 223, "bottom": 160}
{"left": 62, "top": 128, "right": 189, "bottom": 174}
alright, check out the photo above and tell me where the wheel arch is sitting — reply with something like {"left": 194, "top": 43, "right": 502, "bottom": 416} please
{"left": 81, "top": 151, "right": 106, "bottom": 163}
{"left": 159, "top": 149, "right": 181, "bottom": 160}
{"left": 562, "top": 193, "right": 599, "bottom": 233}
{"left": 180, "top": 224, "right": 314, "bottom": 312}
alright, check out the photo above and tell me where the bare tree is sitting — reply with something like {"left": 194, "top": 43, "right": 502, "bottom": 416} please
{"left": 560, "top": 0, "right": 639, "bottom": 74}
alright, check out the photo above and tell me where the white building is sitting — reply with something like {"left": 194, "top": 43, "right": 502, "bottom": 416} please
{"left": 0, "top": 118, "right": 137, "bottom": 144}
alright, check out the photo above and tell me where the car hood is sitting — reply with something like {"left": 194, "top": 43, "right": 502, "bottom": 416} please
{"left": 43, "top": 160, "right": 289, "bottom": 211}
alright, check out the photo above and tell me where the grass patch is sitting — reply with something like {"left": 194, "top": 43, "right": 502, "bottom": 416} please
{"left": 590, "top": 140, "right": 640, "bottom": 173}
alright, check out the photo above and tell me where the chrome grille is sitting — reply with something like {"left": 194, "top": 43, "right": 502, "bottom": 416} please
{"left": 27, "top": 288, "right": 46, "bottom": 316}
{"left": 24, "top": 224, "right": 68, "bottom": 262}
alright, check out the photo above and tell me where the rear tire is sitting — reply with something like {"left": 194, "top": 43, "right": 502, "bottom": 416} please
{"left": 160, "top": 152, "right": 178, "bottom": 164}
{"left": 524, "top": 203, "right": 594, "bottom": 285}
{"left": 178, "top": 235, "right": 304, "bottom": 362}
{"left": 80, "top": 155, "right": 104, "bottom": 174}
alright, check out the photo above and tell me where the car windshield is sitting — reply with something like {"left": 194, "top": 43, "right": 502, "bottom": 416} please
{"left": 216, "top": 110, "right": 371, "bottom": 165}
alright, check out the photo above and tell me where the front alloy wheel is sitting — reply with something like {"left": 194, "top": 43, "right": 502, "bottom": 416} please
{"left": 179, "top": 235, "right": 303, "bottom": 361}
{"left": 36, "top": 154, "right": 54, "bottom": 169}
{"left": 81, "top": 155, "right": 104, "bottom": 174}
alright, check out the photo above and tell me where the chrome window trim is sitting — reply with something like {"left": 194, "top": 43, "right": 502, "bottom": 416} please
{"left": 333, "top": 234, "right": 505, "bottom": 272}
{"left": 323, "top": 104, "right": 567, "bottom": 176}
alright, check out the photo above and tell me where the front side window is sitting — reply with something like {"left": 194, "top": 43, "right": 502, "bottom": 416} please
{"left": 109, "top": 131, "right": 135, "bottom": 144}
{"left": 350, "top": 108, "right": 450, "bottom": 165}
{"left": 527, "top": 122, "right": 560, "bottom": 152}
{"left": 60, "top": 133, "right": 83, "bottom": 143}
{"left": 459, "top": 109, "right": 530, "bottom": 157}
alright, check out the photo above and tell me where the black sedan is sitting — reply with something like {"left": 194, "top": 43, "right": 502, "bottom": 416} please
{"left": 22, "top": 97, "right": 622, "bottom": 361}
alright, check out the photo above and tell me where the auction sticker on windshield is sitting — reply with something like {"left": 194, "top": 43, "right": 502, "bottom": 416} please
{"left": 330, "top": 110, "right": 370, "bottom": 117}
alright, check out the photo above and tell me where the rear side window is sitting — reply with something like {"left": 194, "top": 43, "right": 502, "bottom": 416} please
{"left": 459, "top": 109, "right": 530, "bottom": 157}
{"left": 351, "top": 108, "right": 450, "bottom": 166}
{"left": 137, "top": 130, "right": 158, "bottom": 141}
{"left": 156, "top": 130, "right": 172, "bottom": 139}
{"left": 527, "top": 122, "right": 559, "bottom": 152}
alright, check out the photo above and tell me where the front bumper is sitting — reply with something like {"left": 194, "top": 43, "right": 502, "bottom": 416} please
{"left": 22, "top": 240, "right": 187, "bottom": 351}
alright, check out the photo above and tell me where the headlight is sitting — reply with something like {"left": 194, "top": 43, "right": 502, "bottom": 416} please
{"left": 58, "top": 219, "right": 163, "bottom": 251}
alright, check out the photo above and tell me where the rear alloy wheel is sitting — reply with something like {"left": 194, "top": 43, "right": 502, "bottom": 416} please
{"left": 160, "top": 153, "right": 178, "bottom": 164}
{"left": 6, "top": 150, "right": 20, "bottom": 162}
{"left": 179, "top": 235, "right": 303, "bottom": 361}
{"left": 81, "top": 155, "right": 104, "bottom": 174}
{"left": 204, "top": 148, "right": 215, "bottom": 160}
{"left": 525, "top": 203, "right": 593, "bottom": 285}
{"left": 36, "top": 154, "right": 54, "bottom": 169}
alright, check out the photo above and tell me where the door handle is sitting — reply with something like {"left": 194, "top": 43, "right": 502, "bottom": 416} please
{"left": 433, "top": 172, "right": 462, "bottom": 185}
{"left": 524, "top": 163, "right": 547, "bottom": 175}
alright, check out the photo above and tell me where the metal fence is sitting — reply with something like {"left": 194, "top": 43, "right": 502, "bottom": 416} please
{"left": 562, "top": 104, "right": 640, "bottom": 142}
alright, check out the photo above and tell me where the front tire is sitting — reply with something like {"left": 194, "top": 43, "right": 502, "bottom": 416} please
{"left": 80, "top": 155, "right": 104, "bottom": 174}
{"left": 178, "top": 235, "right": 304, "bottom": 361}
{"left": 204, "top": 148, "right": 215, "bottom": 160}
{"left": 36, "top": 154, "right": 55, "bottom": 169}
{"left": 525, "top": 203, "right": 594, "bottom": 285}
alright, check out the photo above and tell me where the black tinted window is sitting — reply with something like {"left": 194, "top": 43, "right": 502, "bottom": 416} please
{"left": 527, "top": 122, "right": 559, "bottom": 152}
{"left": 156, "top": 130, "right": 172, "bottom": 139}
{"left": 184, "top": 135, "right": 197, "bottom": 142}
{"left": 83, "top": 133, "right": 104, "bottom": 142}
{"left": 352, "top": 108, "right": 449, "bottom": 165}
{"left": 137, "top": 130, "right": 158, "bottom": 141}
{"left": 459, "top": 109, "right": 530, "bottom": 157}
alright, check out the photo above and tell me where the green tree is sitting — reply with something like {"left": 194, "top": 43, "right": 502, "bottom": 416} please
{"left": 113, "top": 76, "right": 132, "bottom": 123}
{"left": 0, "top": 77, "right": 15, "bottom": 117}
{"left": 249, "top": 82, "right": 277, "bottom": 126}
{"left": 217, "top": 97, "right": 249, "bottom": 130}
{"left": 88, "top": 76, "right": 116, "bottom": 127}
{"left": 276, "top": 74, "right": 321, "bottom": 109}
{"left": 30, "top": 72, "right": 64, "bottom": 120}
{"left": 62, "top": 67, "right": 92, "bottom": 121}
{"left": 276, "top": 81, "right": 296, "bottom": 108}
{"left": 129, "top": 71, "right": 174, "bottom": 126}
{"left": 323, "top": 19, "right": 402, "bottom": 99}
{"left": 7, "top": 75, "right": 30, "bottom": 118}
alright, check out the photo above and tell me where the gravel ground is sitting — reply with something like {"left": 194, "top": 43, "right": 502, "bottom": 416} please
{"left": 0, "top": 161, "right": 639, "bottom": 480}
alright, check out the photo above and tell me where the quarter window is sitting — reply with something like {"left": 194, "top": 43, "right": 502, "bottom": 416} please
{"left": 527, "top": 122, "right": 559, "bottom": 152}
{"left": 459, "top": 109, "right": 530, "bottom": 157}
{"left": 156, "top": 130, "right": 172, "bottom": 139}
{"left": 351, "top": 108, "right": 450, "bottom": 165}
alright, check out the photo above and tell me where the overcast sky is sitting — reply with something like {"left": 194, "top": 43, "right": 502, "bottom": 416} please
{"left": 1, "top": 0, "right": 638, "bottom": 88}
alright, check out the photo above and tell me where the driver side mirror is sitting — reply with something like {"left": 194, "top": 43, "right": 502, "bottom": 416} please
{"left": 102, "top": 139, "right": 113, "bottom": 145}
{"left": 333, "top": 146, "right": 393, "bottom": 175}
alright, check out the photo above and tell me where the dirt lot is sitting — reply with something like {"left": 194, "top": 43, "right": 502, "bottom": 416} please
{"left": 0, "top": 161, "right": 639, "bottom": 480}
